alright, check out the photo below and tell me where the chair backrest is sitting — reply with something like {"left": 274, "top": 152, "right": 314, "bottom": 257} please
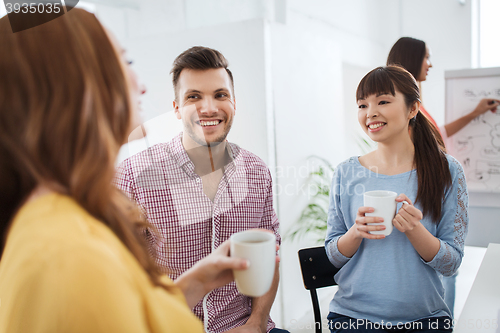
{"left": 298, "top": 246, "right": 340, "bottom": 333}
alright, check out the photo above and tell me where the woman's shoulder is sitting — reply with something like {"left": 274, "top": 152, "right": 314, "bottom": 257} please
{"left": 335, "top": 156, "right": 359, "bottom": 170}
{"left": 4, "top": 193, "right": 130, "bottom": 274}
{"left": 444, "top": 153, "right": 465, "bottom": 176}
{"left": 331, "top": 156, "right": 364, "bottom": 183}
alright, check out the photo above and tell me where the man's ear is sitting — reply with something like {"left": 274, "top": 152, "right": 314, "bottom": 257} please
{"left": 173, "top": 100, "right": 182, "bottom": 120}
{"left": 233, "top": 98, "right": 236, "bottom": 115}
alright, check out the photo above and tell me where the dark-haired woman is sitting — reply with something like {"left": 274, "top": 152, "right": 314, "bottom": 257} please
{"left": 387, "top": 37, "right": 499, "bottom": 141}
{"left": 325, "top": 66, "right": 468, "bottom": 332}
{"left": 0, "top": 9, "right": 250, "bottom": 333}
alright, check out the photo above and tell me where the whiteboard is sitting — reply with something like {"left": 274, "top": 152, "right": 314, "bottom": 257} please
{"left": 445, "top": 67, "right": 500, "bottom": 193}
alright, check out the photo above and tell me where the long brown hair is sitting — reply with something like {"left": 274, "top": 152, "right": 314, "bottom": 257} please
{"left": 356, "top": 66, "right": 452, "bottom": 223}
{"left": 387, "top": 37, "right": 426, "bottom": 80}
{"left": 0, "top": 9, "right": 167, "bottom": 288}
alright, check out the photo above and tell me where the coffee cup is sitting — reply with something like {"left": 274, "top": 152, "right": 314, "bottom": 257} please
{"left": 230, "top": 230, "right": 276, "bottom": 297}
{"left": 363, "top": 190, "right": 397, "bottom": 236}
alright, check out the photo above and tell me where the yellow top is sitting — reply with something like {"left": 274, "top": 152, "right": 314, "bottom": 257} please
{"left": 0, "top": 193, "right": 204, "bottom": 333}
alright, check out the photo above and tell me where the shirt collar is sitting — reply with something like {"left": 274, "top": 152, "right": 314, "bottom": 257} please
{"left": 167, "top": 132, "right": 242, "bottom": 176}
{"left": 168, "top": 133, "right": 191, "bottom": 168}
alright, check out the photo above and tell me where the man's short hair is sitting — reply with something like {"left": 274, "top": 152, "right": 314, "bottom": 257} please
{"left": 171, "top": 46, "right": 234, "bottom": 101}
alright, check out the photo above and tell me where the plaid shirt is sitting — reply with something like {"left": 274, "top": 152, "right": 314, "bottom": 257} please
{"left": 114, "top": 133, "right": 280, "bottom": 333}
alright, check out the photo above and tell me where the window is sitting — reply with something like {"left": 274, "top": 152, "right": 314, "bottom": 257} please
{"left": 478, "top": 0, "right": 500, "bottom": 67}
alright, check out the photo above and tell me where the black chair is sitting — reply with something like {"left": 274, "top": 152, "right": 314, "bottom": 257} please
{"left": 298, "top": 246, "right": 340, "bottom": 333}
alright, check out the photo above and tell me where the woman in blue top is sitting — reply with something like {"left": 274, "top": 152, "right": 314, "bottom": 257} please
{"left": 325, "top": 66, "right": 468, "bottom": 333}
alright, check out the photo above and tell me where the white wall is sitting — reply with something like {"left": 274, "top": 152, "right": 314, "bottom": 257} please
{"left": 286, "top": 0, "right": 402, "bottom": 164}
{"left": 269, "top": 21, "right": 344, "bottom": 326}
{"left": 288, "top": 0, "right": 401, "bottom": 67}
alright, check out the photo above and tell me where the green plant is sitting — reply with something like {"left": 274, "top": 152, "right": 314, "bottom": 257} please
{"left": 285, "top": 156, "right": 334, "bottom": 244}
{"left": 285, "top": 138, "right": 375, "bottom": 244}
{"left": 355, "top": 135, "right": 376, "bottom": 153}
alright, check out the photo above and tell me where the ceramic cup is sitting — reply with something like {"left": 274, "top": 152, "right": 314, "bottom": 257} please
{"left": 363, "top": 190, "right": 398, "bottom": 236}
{"left": 230, "top": 230, "right": 276, "bottom": 297}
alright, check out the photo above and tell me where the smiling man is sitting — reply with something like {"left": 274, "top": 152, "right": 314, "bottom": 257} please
{"left": 115, "top": 46, "right": 286, "bottom": 333}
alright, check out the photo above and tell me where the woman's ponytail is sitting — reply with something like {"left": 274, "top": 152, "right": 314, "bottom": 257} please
{"left": 411, "top": 110, "right": 452, "bottom": 223}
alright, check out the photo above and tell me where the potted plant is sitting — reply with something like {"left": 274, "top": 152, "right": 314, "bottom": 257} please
{"left": 286, "top": 137, "right": 375, "bottom": 244}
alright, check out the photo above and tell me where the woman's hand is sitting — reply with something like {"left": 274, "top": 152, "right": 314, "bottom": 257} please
{"left": 393, "top": 194, "right": 423, "bottom": 233}
{"left": 472, "top": 98, "right": 499, "bottom": 117}
{"left": 337, "top": 206, "right": 385, "bottom": 258}
{"left": 393, "top": 194, "right": 441, "bottom": 262}
{"left": 351, "top": 206, "right": 387, "bottom": 240}
{"left": 445, "top": 98, "right": 500, "bottom": 137}
{"left": 175, "top": 239, "right": 249, "bottom": 308}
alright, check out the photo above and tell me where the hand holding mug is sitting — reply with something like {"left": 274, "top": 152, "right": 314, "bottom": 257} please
{"left": 393, "top": 194, "right": 423, "bottom": 233}
{"left": 353, "top": 206, "right": 387, "bottom": 240}
{"left": 363, "top": 190, "right": 398, "bottom": 237}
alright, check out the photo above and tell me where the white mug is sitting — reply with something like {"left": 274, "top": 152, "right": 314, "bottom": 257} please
{"left": 230, "top": 230, "right": 276, "bottom": 297}
{"left": 363, "top": 190, "right": 398, "bottom": 236}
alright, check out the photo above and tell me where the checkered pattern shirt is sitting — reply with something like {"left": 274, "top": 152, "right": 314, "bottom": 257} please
{"left": 114, "top": 133, "right": 280, "bottom": 333}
